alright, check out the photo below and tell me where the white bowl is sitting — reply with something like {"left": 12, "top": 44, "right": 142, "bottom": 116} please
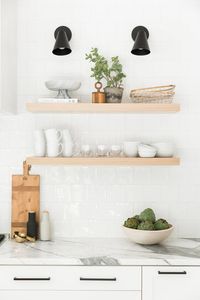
{"left": 123, "top": 141, "right": 140, "bottom": 157}
{"left": 138, "top": 144, "right": 156, "bottom": 151}
{"left": 123, "top": 225, "right": 174, "bottom": 245}
{"left": 45, "top": 80, "right": 81, "bottom": 92}
{"left": 151, "top": 142, "right": 174, "bottom": 157}
{"left": 138, "top": 144, "right": 157, "bottom": 158}
{"left": 138, "top": 150, "right": 156, "bottom": 158}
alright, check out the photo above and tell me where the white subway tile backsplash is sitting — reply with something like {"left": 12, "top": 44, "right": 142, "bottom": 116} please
{"left": 0, "top": 0, "right": 199, "bottom": 238}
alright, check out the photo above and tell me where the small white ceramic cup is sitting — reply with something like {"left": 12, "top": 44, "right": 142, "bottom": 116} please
{"left": 33, "top": 130, "right": 46, "bottom": 157}
{"left": 45, "top": 128, "right": 62, "bottom": 143}
{"left": 97, "top": 145, "right": 108, "bottom": 156}
{"left": 46, "top": 142, "right": 63, "bottom": 157}
{"left": 123, "top": 141, "right": 140, "bottom": 157}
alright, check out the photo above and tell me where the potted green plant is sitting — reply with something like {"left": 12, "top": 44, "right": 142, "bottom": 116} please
{"left": 86, "top": 48, "right": 126, "bottom": 103}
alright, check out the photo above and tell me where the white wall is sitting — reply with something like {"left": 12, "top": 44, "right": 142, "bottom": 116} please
{"left": 0, "top": 0, "right": 17, "bottom": 113}
{"left": 0, "top": 0, "right": 200, "bottom": 238}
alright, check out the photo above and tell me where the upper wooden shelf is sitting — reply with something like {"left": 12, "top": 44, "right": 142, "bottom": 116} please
{"left": 26, "top": 157, "right": 180, "bottom": 166}
{"left": 26, "top": 103, "right": 180, "bottom": 113}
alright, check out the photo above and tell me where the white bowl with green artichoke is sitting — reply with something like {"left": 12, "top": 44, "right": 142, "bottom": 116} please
{"left": 123, "top": 208, "right": 173, "bottom": 245}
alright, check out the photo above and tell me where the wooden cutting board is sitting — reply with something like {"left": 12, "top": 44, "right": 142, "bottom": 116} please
{"left": 11, "top": 162, "right": 40, "bottom": 237}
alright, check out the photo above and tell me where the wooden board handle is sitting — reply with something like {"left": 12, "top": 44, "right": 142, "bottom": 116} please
{"left": 23, "top": 161, "right": 31, "bottom": 178}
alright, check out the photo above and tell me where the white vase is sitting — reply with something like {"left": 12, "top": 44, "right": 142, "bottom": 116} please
{"left": 40, "top": 211, "right": 51, "bottom": 241}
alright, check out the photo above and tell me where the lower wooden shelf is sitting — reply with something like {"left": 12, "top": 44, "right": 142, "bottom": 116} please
{"left": 26, "top": 157, "right": 180, "bottom": 166}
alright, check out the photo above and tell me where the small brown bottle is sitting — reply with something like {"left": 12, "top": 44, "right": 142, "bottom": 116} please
{"left": 27, "top": 211, "right": 37, "bottom": 240}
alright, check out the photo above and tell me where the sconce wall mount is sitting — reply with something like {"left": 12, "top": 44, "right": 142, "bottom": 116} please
{"left": 131, "top": 26, "right": 150, "bottom": 56}
{"left": 53, "top": 26, "right": 72, "bottom": 56}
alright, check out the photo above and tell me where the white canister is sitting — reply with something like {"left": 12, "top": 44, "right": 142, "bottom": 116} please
{"left": 40, "top": 211, "right": 51, "bottom": 241}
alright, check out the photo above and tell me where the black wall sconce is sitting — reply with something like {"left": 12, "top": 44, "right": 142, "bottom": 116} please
{"left": 131, "top": 26, "right": 150, "bottom": 56}
{"left": 52, "top": 26, "right": 72, "bottom": 56}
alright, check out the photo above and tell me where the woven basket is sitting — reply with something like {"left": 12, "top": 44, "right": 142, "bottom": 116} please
{"left": 130, "top": 85, "right": 175, "bottom": 103}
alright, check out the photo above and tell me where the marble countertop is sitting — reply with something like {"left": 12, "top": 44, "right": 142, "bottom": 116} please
{"left": 1, "top": 237, "right": 200, "bottom": 266}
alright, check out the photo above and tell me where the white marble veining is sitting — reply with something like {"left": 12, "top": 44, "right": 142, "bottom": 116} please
{"left": 1, "top": 237, "right": 200, "bottom": 266}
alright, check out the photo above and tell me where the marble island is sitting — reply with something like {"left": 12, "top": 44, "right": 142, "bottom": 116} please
{"left": 0, "top": 237, "right": 200, "bottom": 266}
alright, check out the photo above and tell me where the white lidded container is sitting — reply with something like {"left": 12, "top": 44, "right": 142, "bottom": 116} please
{"left": 40, "top": 211, "right": 51, "bottom": 241}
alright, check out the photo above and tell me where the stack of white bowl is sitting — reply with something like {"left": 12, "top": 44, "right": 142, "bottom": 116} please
{"left": 123, "top": 141, "right": 175, "bottom": 158}
{"left": 151, "top": 142, "right": 174, "bottom": 157}
{"left": 138, "top": 144, "right": 157, "bottom": 158}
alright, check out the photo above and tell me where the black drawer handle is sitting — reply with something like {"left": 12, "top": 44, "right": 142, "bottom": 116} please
{"left": 13, "top": 277, "right": 51, "bottom": 281}
{"left": 158, "top": 271, "right": 187, "bottom": 275}
{"left": 80, "top": 277, "right": 117, "bottom": 281}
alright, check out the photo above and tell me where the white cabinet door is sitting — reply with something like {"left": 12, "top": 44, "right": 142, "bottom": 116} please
{"left": 0, "top": 291, "right": 141, "bottom": 300}
{"left": 143, "top": 266, "right": 200, "bottom": 300}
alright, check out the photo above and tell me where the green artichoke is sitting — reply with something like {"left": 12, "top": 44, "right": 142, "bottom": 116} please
{"left": 124, "top": 217, "right": 140, "bottom": 229}
{"left": 139, "top": 208, "right": 156, "bottom": 223}
{"left": 138, "top": 221, "right": 155, "bottom": 231}
{"left": 133, "top": 215, "right": 140, "bottom": 222}
{"left": 154, "top": 219, "right": 170, "bottom": 230}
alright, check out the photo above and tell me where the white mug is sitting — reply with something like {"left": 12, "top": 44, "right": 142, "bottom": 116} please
{"left": 62, "top": 129, "right": 74, "bottom": 157}
{"left": 34, "top": 130, "right": 46, "bottom": 157}
{"left": 46, "top": 142, "right": 63, "bottom": 157}
{"left": 123, "top": 141, "right": 140, "bottom": 157}
{"left": 62, "top": 129, "right": 73, "bottom": 144}
{"left": 63, "top": 142, "right": 74, "bottom": 157}
{"left": 45, "top": 128, "right": 62, "bottom": 143}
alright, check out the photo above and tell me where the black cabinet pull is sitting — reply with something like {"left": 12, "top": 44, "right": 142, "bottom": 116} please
{"left": 80, "top": 277, "right": 117, "bottom": 281}
{"left": 13, "top": 277, "right": 51, "bottom": 281}
{"left": 158, "top": 271, "right": 187, "bottom": 275}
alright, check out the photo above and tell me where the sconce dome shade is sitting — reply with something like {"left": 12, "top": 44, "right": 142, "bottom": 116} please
{"left": 131, "top": 26, "right": 150, "bottom": 56}
{"left": 53, "top": 26, "right": 72, "bottom": 56}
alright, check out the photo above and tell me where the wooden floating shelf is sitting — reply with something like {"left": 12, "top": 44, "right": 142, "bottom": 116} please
{"left": 26, "top": 103, "right": 180, "bottom": 113}
{"left": 26, "top": 157, "right": 180, "bottom": 166}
